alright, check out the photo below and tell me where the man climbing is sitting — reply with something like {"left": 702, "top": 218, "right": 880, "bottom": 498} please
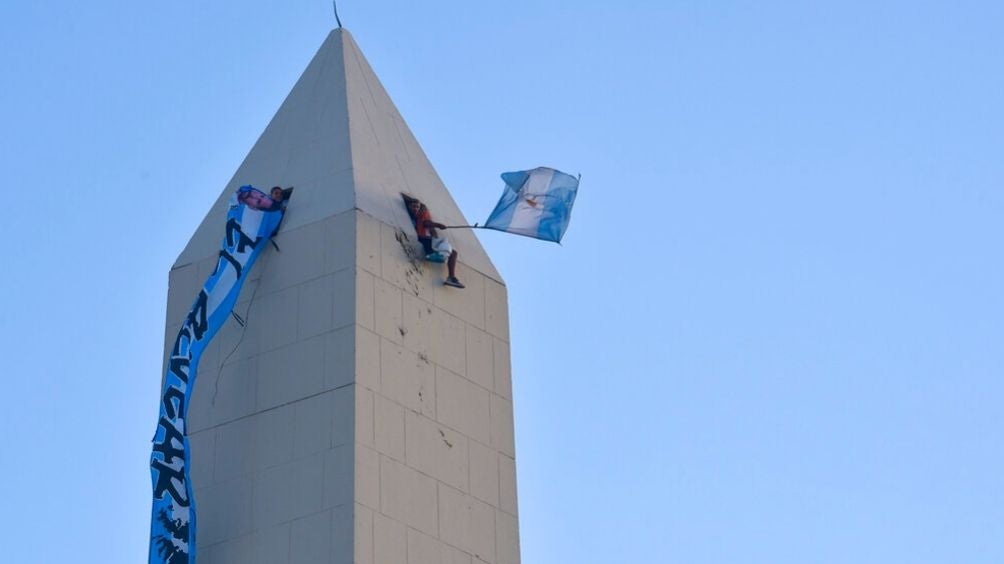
{"left": 267, "top": 186, "right": 286, "bottom": 211}
{"left": 403, "top": 194, "right": 464, "bottom": 288}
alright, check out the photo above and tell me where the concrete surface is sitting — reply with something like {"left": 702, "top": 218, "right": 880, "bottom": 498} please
{"left": 163, "top": 28, "right": 519, "bottom": 564}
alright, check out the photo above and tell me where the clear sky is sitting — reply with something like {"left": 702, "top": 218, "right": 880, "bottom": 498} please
{"left": 2, "top": 1, "right": 1002, "bottom": 562}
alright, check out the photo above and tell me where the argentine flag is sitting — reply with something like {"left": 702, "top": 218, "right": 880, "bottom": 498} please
{"left": 484, "top": 167, "right": 579, "bottom": 243}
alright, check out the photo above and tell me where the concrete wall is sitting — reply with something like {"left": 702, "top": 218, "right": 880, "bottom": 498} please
{"left": 160, "top": 27, "right": 519, "bottom": 564}
{"left": 164, "top": 209, "right": 358, "bottom": 564}
{"left": 353, "top": 211, "right": 519, "bottom": 564}
{"left": 161, "top": 209, "right": 519, "bottom": 563}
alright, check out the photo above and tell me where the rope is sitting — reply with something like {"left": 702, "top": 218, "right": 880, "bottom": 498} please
{"left": 211, "top": 237, "right": 279, "bottom": 404}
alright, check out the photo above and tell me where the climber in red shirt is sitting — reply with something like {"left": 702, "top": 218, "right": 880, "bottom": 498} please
{"left": 403, "top": 195, "right": 464, "bottom": 289}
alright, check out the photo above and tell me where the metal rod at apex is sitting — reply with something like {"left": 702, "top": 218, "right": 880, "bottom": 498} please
{"left": 333, "top": 1, "right": 343, "bottom": 28}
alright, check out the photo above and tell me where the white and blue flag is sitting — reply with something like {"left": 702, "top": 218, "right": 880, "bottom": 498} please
{"left": 484, "top": 167, "right": 579, "bottom": 243}
{"left": 149, "top": 186, "right": 289, "bottom": 564}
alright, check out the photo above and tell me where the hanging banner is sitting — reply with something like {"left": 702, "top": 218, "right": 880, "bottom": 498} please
{"left": 149, "top": 186, "right": 290, "bottom": 564}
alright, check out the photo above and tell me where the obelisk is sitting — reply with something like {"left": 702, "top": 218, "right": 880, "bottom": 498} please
{"left": 162, "top": 29, "right": 519, "bottom": 564}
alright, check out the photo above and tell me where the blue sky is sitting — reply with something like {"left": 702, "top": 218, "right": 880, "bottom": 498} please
{"left": 1, "top": 1, "right": 1002, "bottom": 562}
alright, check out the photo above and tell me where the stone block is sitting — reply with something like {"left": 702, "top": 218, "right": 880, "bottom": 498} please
{"left": 407, "top": 528, "right": 472, "bottom": 564}
{"left": 465, "top": 325, "right": 494, "bottom": 391}
{"left": 468, "top": 440, "right": 499, "bottom": 507}
{"left": 187, "top": 368, "right": 215, "bottom": 434}
{"left": 205, "top": 534, "right": 255, "bottom": 564}
{"left": 438, "top": 484, "right": 496, "bottom": 563}
{"left": 355, "top": 503, "right": 374, "bottom": 564}
{"left": 498, "top": 456, "right": 517, "bottom": 516}
{"left": 195, "top": 254, "right": 222, "bottom": 282}
{"left": 356, "top": 211, "right": 382, "bottom": 277}
{"left": 381, "top": 339, "right": 435, "bottom": 418}
{"left": 443, "top": 544, "right": 474, "bottom": 564}
{"left": 357, "top": 267, "right": 376, "bottom": 331}
{"left": 401, "top": 293, "right": 438, "bottom": 364}
{"left": 331, "top": 503, "right": 354, "bottom": 563}
{"left": 434, "top": 310, "right": 468, "bottom": 378}
{"left": 490, "top": 395, "right": 515, "bottom": 458}
{"left": 331, "top": 267, "right": 356, "bottom": 330}
{"left": 253, "top": 523, "right": 290, "bottom": 564}
{"left": 470, "top": 497, "right": 497, "bottom": 563}
{"left": 286, "top": 114, "right": 353, "bottom": 174}
{"left": 374, "top": 393, "right": 406, "bottom": 461}
{"left": 212, "top": 356, "right": 258, "bottom": 426}
{"left": 213, "top": 416, "right": 254, "bottom": 482}
{"left": 260, "top": 220, "right": 326, "bottom": 294}
{"left": 280, "top": 170, "right": 356, "bottom": 229}
{"left": 380, "top": 222, "right": 434, "bottom": 302}
{"left": 293, "top": 392, "right": 334, "bottom": 458}
{"left": 356, "top": 444, "right": 380, "bottom": 510}
{"left": 297, "top": 273, "right": 336, "bottom": 339}
{"left": 253, "top": 404, "right": 295, "bottom": 470}
{"left": 436, "top": 367, "right": 490, "bottom": 444}
{"left": 166, "top": 263, "right": 199, "bottom": 326}
{"left": 355, "top": 326, "right": 381, "bottom": 391}
{"left": 495, "top": 510, "right": 520, "bottom": 564}
{"left": 332, "top": 383, "right": 355, "bottom": 447}
{"left": 234, "top": 285, "right": 270, "bottom": 354}
{"left": 405, "top": 410, "right": 469, "bottom": 492}
{"left": 406, "top": 528, "right": 443, "bottom": 564}
{"left": 253, "top": 284, "right": 299, "bottom": 352}
{"left": 257, "top": 334, "right": 325, "bottom": 410}
{"left": 324, "top": 325, "right": 355, "bottom": 391}
{"left": 213, "top": 307, "right": 259, "bottom": 365}
{"left": 188, "top": 428, "right": 216, "bottom": 489}
{"left": 198, "top": 475, "right": 254, "bottom": 545}
{"left": 484, "top": 280, "right": 509, "bottom": 341}
{"left": 289, "top": 150, "right": 354, "bottom": 208}
{"left": 380, "top": 455, "right": 438, "bottom": 537}
{"left": 374, "top": 276, "right": 405, "bottom": 344}
{"left": 373, "top": 511, "right": 407, "bottom": 564}
{"left": 355, "top": 385, "right": 374, "bottom": 447}
{"left": 322, "top": 444, "right": 353, "bottom": 509}
{"left": 492, "top": 338, "right": 511, "bottom": 399}
{"left": 324, "top": 211, "right": 356, "bottom": 275}
{"left": 433, "top": 265, "right": 486, "bottom": 330}
{"left": 197, "top": 335, "right": 222, "bottom": 380}
{"left": 253, "top": 453, "right": 324, "bottom": 528}
{"left": 290, "top": 509, "right": 332, "bottom": 564}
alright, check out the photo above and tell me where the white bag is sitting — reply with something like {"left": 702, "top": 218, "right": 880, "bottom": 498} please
{"left": 431, "top": 237, "right": 453, "bottom": 255}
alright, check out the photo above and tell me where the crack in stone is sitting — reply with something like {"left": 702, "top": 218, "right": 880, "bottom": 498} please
{"left": 438, "top": 429, "right": 453, "bottom": 448}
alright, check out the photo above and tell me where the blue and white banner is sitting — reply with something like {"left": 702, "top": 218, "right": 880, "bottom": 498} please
{"left": 484, "top": 167, "right": 579, "bottom": 243}
{"left": 149, "top": 186, "right": 288, "bottom": 564}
